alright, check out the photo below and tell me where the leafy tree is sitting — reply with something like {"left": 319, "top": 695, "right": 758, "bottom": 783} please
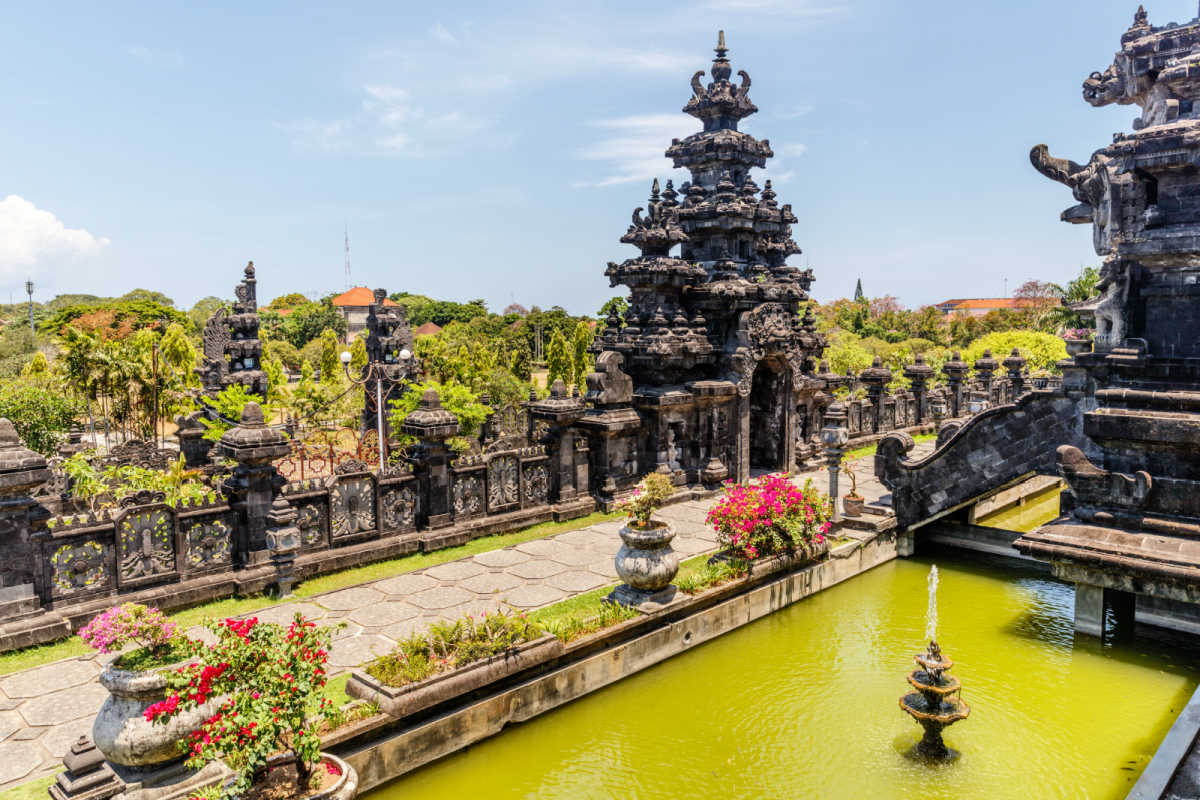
{"left": 276, "top": 298, "right": 346, "bottom": 349}
{"left": 199, "top": 384, "right": 267, "bottom": 442}
{"left": 0, "top": 376, "right": 83, "bottom": 454}
{"left": 119, "top": 289, "right": 175, "bottom": 307}
{"left": 318, "top": 328, "right": 341, "bottom": 386}
{"left": 961, "top": 330, "right": 1068, "bottom": 373}
{"left": 159, "top": 323, "right": 198, "bottom": 387}
{"left": 262, "top": 337, "right": 301, "bottom": 371}
{"left": 21, "top": 351, "right": 50, "bottom": 377}
{"left": 546, "top": 329, "right": 570, "bottom": 386}
{"left": 267, "top": 293, "right": 308, "bottom": 310}
{"left": 387, "top": 380, "right": 492, "bottom": 444}
{"left": 1013, "top": 281, "right": 1065, "bottom": 332}
{"left": 263, "top": 357, "right": 288, "bottom": 406}
{"left": 510, "top": 337, "right": 532, "bottom": 382}
{"left": 45, "top": 299, "right": 190, "bottom": 340}
{"left": 349, "top": 336, "right": 368, "bottom": 374}
{"left": 502, "top": 303, "right": 528, "bottom": 317}
{"left": 570, "top": 321, "right": 593, "bottom": 386}
{"left": 597, "top": 295, "right": 629, "bottom": 324}
{"left": 187, "top": 296, "right": 228, "bottom": 331}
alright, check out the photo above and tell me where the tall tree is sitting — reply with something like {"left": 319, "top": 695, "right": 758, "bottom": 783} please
{"left": 853, "top": 278, "right": 864, "bottom": 302}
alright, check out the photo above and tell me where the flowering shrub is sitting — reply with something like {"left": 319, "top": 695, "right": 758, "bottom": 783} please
{"left": 1063, "top": 328, "right": 1093, "bottom": 341}
{"left": 619, "top": 472, "right": 674, "bottom": 527}
{"left": 79, "top": 603, "right": 180, "bottom": 668}
{"left": 146, "top": 614, "right": 337, "bottom": 800}
{"left": 705, "top": 474, "right": 832, "bottom": 560}
{"left": 367, "top": 608, "right": 543, "bottom": 687}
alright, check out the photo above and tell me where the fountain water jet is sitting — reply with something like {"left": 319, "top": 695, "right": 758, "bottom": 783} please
{"left": 900, "top": 565, "right": 968, "bottom": 761}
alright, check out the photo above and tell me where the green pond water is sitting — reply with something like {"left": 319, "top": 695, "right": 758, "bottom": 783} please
{"left": 367, "top": 553, "right": 1200, "bottom": 800}
{"left": 975, "top": 485, "right": 1064, "bottom": 532}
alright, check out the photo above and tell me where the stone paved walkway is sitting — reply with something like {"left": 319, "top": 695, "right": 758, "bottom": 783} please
{"left": 0, "top": 452, "right": 913, "bottom": 789}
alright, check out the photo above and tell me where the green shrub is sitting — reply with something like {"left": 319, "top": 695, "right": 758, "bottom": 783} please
{"left": 0, "top": 376, "right": 82, "bottom": 455}
{"left": 961, "top": 330, "right": 1068, "bottom": 373}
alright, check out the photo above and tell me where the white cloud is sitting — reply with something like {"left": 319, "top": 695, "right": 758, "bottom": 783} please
{"left": 776, "top": 103, "right": 814, "bottom": 119}
{"left": 431, "top": 23, "right": 457, "bottom": 45}
{"left": 575, "top": 113, "right": 697, "bottom": 187}
{"left": 779, "top": 143, "right": 808, "bottom": 157}
{"left": 0, "top": 195, "right": 110, "bottom": 276}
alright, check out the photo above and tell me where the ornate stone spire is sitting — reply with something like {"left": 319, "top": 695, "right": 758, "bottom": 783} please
{"left": 684, "top": 31, "right": 758, "bottom": 132}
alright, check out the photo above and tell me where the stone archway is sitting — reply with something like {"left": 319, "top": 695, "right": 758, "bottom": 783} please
{"left": 749, "top": 358, "right": 789, "bottom": 471}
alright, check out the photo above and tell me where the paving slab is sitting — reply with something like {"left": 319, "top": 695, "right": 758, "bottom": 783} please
{"left": 373, "top": 573, "right": 438, "bottom": 596}
{"left": 315, "top": 586, "right": 387, "bottom": 611}
{"left": 506, "top": 559, "right": 568, "bottom": 580}
{"left": 18, "top": 683, "right": 108, "bottom": 727}
{"left": 471, "top": 548, "right": 531, "bottom": 568}
{"left": 424, "top": 561, "right": 487, "bottom": 582}
{"left": 460, "top": 572, "right": 524, "bottom": 595}
{"left": 347, "top": 602, "right": 420, "bottom": 629}
{"left": 546, "top": 570, "right": 609, "bottom": 593}
{"left": 0, "top": 740, "right": 44, "bottom": 783}
{"left": 327, "top": 634, "right": 393, "bottom": 669}
{"left": 408, "top": 586, "right": 476, "bottom": 610}
{"left": 1, "top": 660, "right": 99, "bottom": 699}
{"left": 503, "top": 584, "right": 566, "bottom": 609}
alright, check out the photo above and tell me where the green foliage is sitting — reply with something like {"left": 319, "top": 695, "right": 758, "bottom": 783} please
{"left": 349, "top": 337, "right": 367, "bottom": 374}
{"left": 263, "top": 357, "right": 288, "bottom": 405}
{"left": 318, "top": 328, "right": 341, "bottom": 385}
{"left": 388, "top": 293, "right": 488, "bottom": 327}
{"left": 387, "top": 381, "right": 492, "bottom": 441}
{"left": 20, "top": 351, "right": 49, "bottom": 377}
{"left": 262, "top": 337, "right": 301, "bottom": 371}
{"left": 546, "top": 329, "right": 570, "bottom": 386}
{"left": 510, "top": 337, "right": 532, "bottom": 381}
{"left": 268, "top": 298, "right": 346, "bottom": 349}
{"left": 619, "top": 472, "right": 675, "bottom": 527}
{"left": 187, "top": 296, "right": 228, "bottom": 331}
{"left": 961, "top": 330, "right": 1068, "bottom": 373}
{"left": 597, "top": 295, "right": 629, "bottom": 323}
{"left": 159, "top": 323, "right": 199, "bottom": 389}
{"left": 43, "top": 298, "right": 189, "bottom": 339}
{"left": 675, "top": 557, "right": 749, "bottom": 595}
{"left": 199, "top": 384, "right": 267, "bottom": 441}
{"left": 0, "top": 376, "right": 82, "bottom": 454}
{"left": 570, "top": 321, "right": 592, "bottom": 386}
{"left": 62, "top": 452, "right": 214, "bottom": 510}
{"left": 366, "top": 609, "right": 543, "bottom": 687}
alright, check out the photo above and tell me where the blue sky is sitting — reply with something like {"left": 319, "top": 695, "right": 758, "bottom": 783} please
{"left": 1, "top": 0, "right": 1188, "bottom": 314}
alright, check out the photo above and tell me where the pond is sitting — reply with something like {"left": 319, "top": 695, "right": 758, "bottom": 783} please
{"left": 365, "top": 553, "right": 1199, "bottom": 800}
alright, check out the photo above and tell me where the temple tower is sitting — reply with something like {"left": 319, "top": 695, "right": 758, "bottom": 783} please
{"left": 586, "top": 32, "right": 825, "bottom": 502}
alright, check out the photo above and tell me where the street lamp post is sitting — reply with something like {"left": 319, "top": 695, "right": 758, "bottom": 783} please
{"left": 24, "top": 280, "right": 34, "bottom": 346}
{"left": 341, "top": 347, "right": 412, "bottom": 473}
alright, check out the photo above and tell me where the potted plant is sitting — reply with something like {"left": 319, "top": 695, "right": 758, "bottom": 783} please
{"left": 146, "top": 613, "right": 357, "bottom": 800}
{"left": 347, "top": 608, "right": 562, "bottom": 719}
{"left": 1062, "top": 328, "right": 1094, "bottom": 357}
{"left": 706, "top": 474, "right": 832, "bottom": 564}
{"left": 82, "top": 603, "right": 213, "bottom": 769}
{"left": 610, "top": 472, "right": 678, "bottom": 605}
{"left": 841, "top": 458, "right": 865, "bottom": 516}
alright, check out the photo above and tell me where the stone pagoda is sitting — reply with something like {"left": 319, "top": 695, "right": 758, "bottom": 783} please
{"left": 584, "top": 32, "right": 826, "bottom": 505}
{"left": 198, "top": 262, "right": 268, "bottom": 398}
{"left": 1016, "top": 5, "right": 1200, "bottom": 636}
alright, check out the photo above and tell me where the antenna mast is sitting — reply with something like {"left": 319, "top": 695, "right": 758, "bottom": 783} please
{"left": 344, "top": 223, "right": 351, "bottom": 289}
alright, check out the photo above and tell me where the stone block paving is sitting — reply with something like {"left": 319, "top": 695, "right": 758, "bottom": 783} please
{"left": 0, "top": 455, "right": 889, "bottom": 790}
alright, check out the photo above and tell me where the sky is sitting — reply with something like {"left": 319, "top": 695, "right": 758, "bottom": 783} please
{"left": 1, "top": 0, "right": 1190, "bottom": 315}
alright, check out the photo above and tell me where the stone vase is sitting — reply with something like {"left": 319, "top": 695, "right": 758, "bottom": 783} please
{"left": 92, "top": 662, "right": 219, "bottom": 768}
{"left": 843, "top": 494, "right": 865, "bottom": 517}
{"left": 1064, "top": 338, "right": 1092, "bottom": 357}
{"left": 610, "top": 519, "right": 679, "bottom": 606}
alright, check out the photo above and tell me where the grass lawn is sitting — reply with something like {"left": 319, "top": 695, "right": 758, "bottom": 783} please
{"left": 0, "top": 510, "right": 621, "bottom": 678}
{"left": 844, "top": 431, "right": 937, "bottom": 461}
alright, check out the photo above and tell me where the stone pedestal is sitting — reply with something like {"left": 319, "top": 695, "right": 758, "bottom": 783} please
{"left": 529, "top": 380, "right": 587, "bottom": 502}
{"left": 973, "top": 349, "right": 997, "bottom": 405}
{"left": 1002, "top": 348, "right": 1027, "bottom": 398}
{"left": 902, "top": 353, "right": 934, "bottom": 424}
{"left": 401, "top": 390, "right": 461, "bottom": 529}
{"left": 860, "top": 358, "right": 892, "bottom": 434}
{"left": 941, "top": 352, "right": 970, "bottom": 418}
{"left": 0, "top": 418, "right": 50, "bottom": 617}
{"left": 265, "top": 496, "right": 301, "bottom": 597}
{"left": 218, "top": 402, "right": 290, "bottom": 566}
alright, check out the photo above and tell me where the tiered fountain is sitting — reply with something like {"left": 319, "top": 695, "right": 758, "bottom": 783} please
{"left": 899, "top": 566, "right": 969, "bottom": 760}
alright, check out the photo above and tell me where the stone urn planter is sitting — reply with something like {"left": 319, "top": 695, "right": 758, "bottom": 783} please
{"left": 609, "top": 520, "right": 680, "bottom": 606}
{"left": 92, "top": 661, "right": 220, "bottom": 768}
{"left": 345, "top": 634, "right": 563, "bottom": 719}
{"left": 843, "top": 494, "right": 865, "bottom": 517}
{"left": 230, "top": 753, "right": 358, "bottom": 800}
{"left": 1064, "top": 338, "right": 1092, "bottom": 357}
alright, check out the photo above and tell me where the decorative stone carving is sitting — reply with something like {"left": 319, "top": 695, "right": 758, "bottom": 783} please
{"left": 50, "top": 539, "right": 109, "bottom": 597}
{"left": 329, "top": 476, "right": 376, "bottom": 539}
{"left": 524, "top": 463, "right": 549, "bottom": 505}
{"left": 380, "top": 483, "right": 416, "bottom": 530}
{"left": 294, "top": 500, "right": 328, "bottom": 548}
{"left": 182, "top": 515, "right": 232, "bottom": 570}
{"left": 116, "top": 506, "right": 175, "bottom": 584}
{"left": 487, "top": 456, "right": 520, "bottom": 510}
{"left": 452, "top": 473, "right": 484, "bottom": 518}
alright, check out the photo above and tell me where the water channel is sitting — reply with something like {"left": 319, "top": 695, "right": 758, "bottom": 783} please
{"left": 367, "top": 548, "right": 1200, "bottom": 799}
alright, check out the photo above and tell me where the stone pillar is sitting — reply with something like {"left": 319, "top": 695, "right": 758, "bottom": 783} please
{"left": 1074, "top": 583, "right": 1105, "bottom": 637}
{"left": 0, "top": 419, "right": 50, "bottom": 618}
{"left": 529, "top": 380, "right": 587, "bottom": 502}
{"left": 400, "top": 390, "right": 461, "bottom": 529}
{"left": 218, "top": 402, "right": 291, "bottom": 567}
{"left": 1003, "top": 348, "right": 1027, "bottom": 398}
{"left": 819, "top": 402, "right": 849, "bottom": 523}
{"left": 859, "top": 357, "right": 892, "bottom": 434}
{"left": 175, "top": 411, "right": 214, "bottom": 468}
{"left": 265, "top": 497, "right": 301, "bottom": 597}
{"left": 941, "top": 351, "right": 970, "bottom": 418}
{"left": 902, "top": 353, "right": 934, "bottom": 424}
{"left": 973, "top": 349, "right": 998, "bottom": 405}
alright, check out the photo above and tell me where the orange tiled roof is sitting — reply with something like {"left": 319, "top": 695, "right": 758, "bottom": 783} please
{"left": 414, "top": 322, "right": 442, "bottom": 336}
{"left": 950, "top": 298, "right": 1024, "bottom": 310}
{"left": 330, "top": 287, "right": 400, "bottom": 307}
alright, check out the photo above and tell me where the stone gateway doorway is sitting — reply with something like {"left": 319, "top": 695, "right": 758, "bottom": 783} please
{"left": 749, "top": 359, "right": 789, "bottom": 471}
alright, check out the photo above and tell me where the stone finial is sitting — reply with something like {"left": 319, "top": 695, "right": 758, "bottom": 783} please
{"left": 244, "top": 260, "right": 255, "bottom": 278}
{"left": 240, "top": 402, "right": 265, "bottom": 427}
{"left": 218, "top": 401, "right": 290, "bottom": 462}
{"left": 400, "top": 389, "right": 461, "bottom": 440}
{"left": 0, "top": 417, "right": 50, "bottom": 495}
{"left": 550, "top": 379, "right": 567, "bottom": 398}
